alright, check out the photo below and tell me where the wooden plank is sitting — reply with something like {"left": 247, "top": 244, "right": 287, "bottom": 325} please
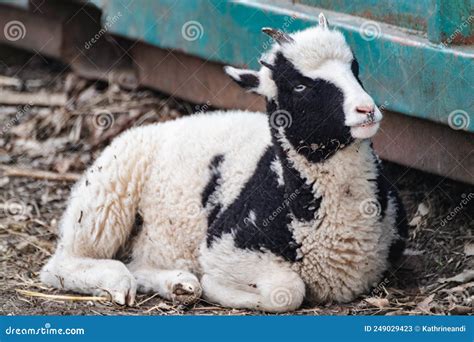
{"left": 0, "top": 90, "right": 67, "bottom": 106}
{"left": 0, "top": 4, "right": 62, "bottom": 58}
{"left": 132, "top": 42, "right": 264, "bottom": 111}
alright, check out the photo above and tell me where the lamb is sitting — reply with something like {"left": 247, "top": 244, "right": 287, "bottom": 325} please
{"left": 41, "top": 14, "right": 408, "bottom": 312}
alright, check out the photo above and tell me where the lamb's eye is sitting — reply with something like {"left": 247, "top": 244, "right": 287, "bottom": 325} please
{"left": 294, "top": 84, "right": 306, "bottom": 92}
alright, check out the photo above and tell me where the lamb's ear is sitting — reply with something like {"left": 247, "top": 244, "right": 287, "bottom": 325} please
{"left": 319, "top": 13, "right": 328, "bottom": 29}
{"left": 224, "top": 66, "right": 260, "bottom": 92}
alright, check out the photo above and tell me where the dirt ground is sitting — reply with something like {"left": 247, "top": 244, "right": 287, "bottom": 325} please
{"left": 0, "top": 52, "right": 472, "bottom": 316}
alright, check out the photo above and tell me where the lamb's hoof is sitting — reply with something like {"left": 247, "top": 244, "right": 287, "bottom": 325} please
{"left": 171, "top": 279, "right": 202, "bottom": 305}
{"left": 93, "top": 271, "right": 137, "bottom": 306}
{"left": 110, "top": 278, "right": 137, "bottom": 306}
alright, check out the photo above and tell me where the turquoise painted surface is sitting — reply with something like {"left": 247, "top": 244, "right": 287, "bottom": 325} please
{"left": 428, "top": 0, "right": 472, "bottom": 43}
{"left": 90, "top": 0, "right": 474, "bottom": 132}
{"left": 301, "top": 0, "right": 473, "bottom": 43}
{"left": 299, "top": 0, "right": 432, "bottom": 31}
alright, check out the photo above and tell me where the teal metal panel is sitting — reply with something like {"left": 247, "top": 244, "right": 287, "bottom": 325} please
{"left": 428, "top": 0, "right": 472, "bottom": 44}
{"left": 90, "top": 0, "right": 474, "bottom": 132}
{"left": 300, "top": 0, "right": 473, "bottom": 44}
{"left": 298, "top": 0, "right": 432, "bottom": 32}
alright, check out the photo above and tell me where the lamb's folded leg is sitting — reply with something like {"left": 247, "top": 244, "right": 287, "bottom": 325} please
{"left": 41, "top": 255, "right": 136, "bottom": 305}
{"left": 130, "top": 267, "right": 202, "bottom": 305}
{"left": 201, "top": 274, "right": 262, "bottom": 309}
{"left": 40, "top": 128, "right": 151, "bottom": 305}
{"left": 201, "top": 271, "right": 305, "bottom": 313}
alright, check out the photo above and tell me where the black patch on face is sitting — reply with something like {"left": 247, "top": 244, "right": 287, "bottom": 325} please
{"left": 202, "top": 154, "right": 225, "bottom": 227}
{"left": 351, "top": 58, "right": 364, "bottom": 87}
{"left": 269, "top": 53, "right": 354, "bottom": 163}
{"left": 206, "top": 147, "right": 301, "bottom": 262}
{"left": 234, "top": 73, "right": 259, "bottom": 90}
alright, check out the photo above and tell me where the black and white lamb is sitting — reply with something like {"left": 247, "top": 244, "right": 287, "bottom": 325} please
{"left": 41, "top": 14, "right": 408, "bottom": 312}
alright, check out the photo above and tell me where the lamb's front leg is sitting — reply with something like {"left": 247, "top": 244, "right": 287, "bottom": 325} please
{"left": 41, "top": 128, "right": 151, "bottom": 305}
{"left": 130, "top": 267, "right": 202, "bottom": 305}
{"left": 41, "top": 255, "right": 137, "bottom": 305}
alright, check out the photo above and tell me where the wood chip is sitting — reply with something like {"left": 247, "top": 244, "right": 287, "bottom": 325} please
{"left": 0, "top": 75, "right": 22, "bottom": 88}
{"left": 448, "top": 305, "right": 473, "bottom": 315}
{"left": 145, "top": 302, "right": 174, "bottom": 312}
{"left": 408, "top": 202, "right": 429, "bottom": 226}
{"left": 364, "top": 297, "right": 389, "bottom": 309}
{"left": 439, "top": 270, "right": 474, "bottom": 284}
{"left": 464, "top": 243, "right": 474, "bottom": 256}
{"left": 192, "top": 306, "right": 227, "bottom": 311}
{"left": 0, "top": 165, "right": 80, "bottom": 181}
{"left": 135, "top": 293, "right": 160, "bottom": 307}
{"left": 0, "top": 90, "right": 67, "bottom": 107}
{"left": 17, "top": 289, "right": 107, "bottom": 302}
{"left": 441, "top": 281, "right": 474, "bottom": 293}
{"left": 416, "top": 294, "right": 435, "bottom": 313}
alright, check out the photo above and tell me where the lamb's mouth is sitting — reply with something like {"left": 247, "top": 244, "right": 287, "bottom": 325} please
{"left": 351, "top": 119, "right": 380, "bottom": 128}
{"left": 349, "top": 111, "right": 381, "bottom": 128}
{"left": 354, "top": 120, "right": 379, "bottom": 128}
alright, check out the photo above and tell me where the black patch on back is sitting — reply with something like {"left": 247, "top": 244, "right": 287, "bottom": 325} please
{"left": 373, "top": 157, "right": 389, "bottom": 220}
{"left": 207, "top": 203, "right": 222, "bottom": 228}
{"left": 269, "top": 53, "right": 354, "bottom": 163}
{"left": 371, "top": 154, "right": 407, "bottom": 263}
{"left": 284, "top": 164, "right": 321, "bottom": 221}
{"left": 388, "top": 190, "right": 408, "bottom": 263}
{"left": 202, "top": 154, "right": 224, "bottom": 206}
{"left": 202, "top": 154, "right": 225, "bottom": 227}
{"left": 271, "top": 133, "right": 321, "bottom": 221}
{"left": 114, "top": 212, "right": 143, "bottom": 264}
{"left": 206, "top": 147, "right": 301, "bottom": 262}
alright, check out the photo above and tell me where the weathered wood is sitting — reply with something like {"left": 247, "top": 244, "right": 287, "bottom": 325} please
{"left": 0, "top": 165, "right": 80, "bottom": 182}
{"left": 132, "top": 42, "right": 264, "bottom": 111}
{"left": 373, "top": 111, "right": 474, "bottom": 185}
{"left": 0, "top": 90, "right": 67, "bottom": 107}
{"left": 0, "top": 75, "right": 22, "bottom": 88}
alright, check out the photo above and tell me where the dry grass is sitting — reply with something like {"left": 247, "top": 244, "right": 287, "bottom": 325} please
{"left": 0, "top": 54, "right": 472, "bottom": 316}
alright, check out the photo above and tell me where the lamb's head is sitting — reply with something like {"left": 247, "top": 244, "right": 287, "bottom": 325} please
{"left": 225, "top": 14, "right": 382, "bottom": 162}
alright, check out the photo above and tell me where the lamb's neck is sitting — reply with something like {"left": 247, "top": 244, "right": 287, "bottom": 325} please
{"left": 277, "top": 135, "right": 388, "bottom": 304}
{"left": 271, "top": 131, "right": 376, "bottom": 219}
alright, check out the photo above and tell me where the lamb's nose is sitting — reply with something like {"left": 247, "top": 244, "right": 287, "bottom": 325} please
{"left": 355, "top": 105, "right": 375, "bottom": 115}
